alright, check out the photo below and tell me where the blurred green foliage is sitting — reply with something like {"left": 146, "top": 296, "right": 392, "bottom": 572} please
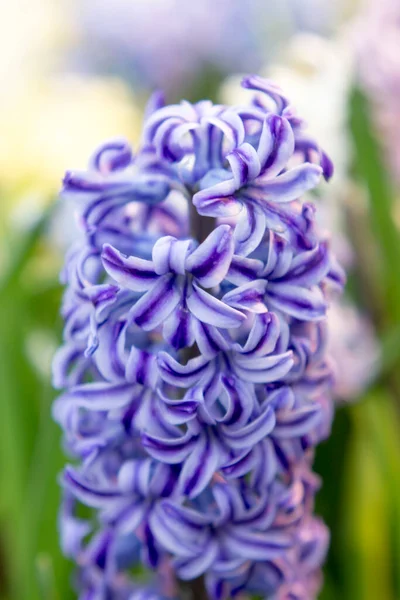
{"left": 0, "top": 208, "right": 73, "bottom": 600}
{"left": 315, "top": 88, "right": 400, "bottom": 600}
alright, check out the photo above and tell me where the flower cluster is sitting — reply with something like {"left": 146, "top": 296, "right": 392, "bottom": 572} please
{"left": 53, "top": 76, "right": 344, "bottom": 599}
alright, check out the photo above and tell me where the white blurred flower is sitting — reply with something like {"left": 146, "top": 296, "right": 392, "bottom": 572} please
{"left": 328, "top": 301, "right": 379, "bottom": 400}
{"left": 222, "top": 33, "right": 353, "bottom": 185}
{"left": 268, "top": 33, "right": 353, "bottom": 185}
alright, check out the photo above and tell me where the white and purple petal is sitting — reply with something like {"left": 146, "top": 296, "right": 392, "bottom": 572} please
{"left": 223, "top": 280, "right": 268, "bottom": 314}
{"left": 222, "top": 528, "right": 292, "bottom": 562}
{"left": 186, "top": 225, "right": 234, "bottom": 288}
{"left": 283, "top": 241, "right": 330, "bottom": 287}
{"left": 128, "top": 274, "right": 182, "bottom": 330}
{"left": 237, "top": 313, "right": 280, "bottom": 357}
{"left": 273, "top": 405, "right": 321, "bottom": 439}
{"left": 220, "top": 405, "right": 276, "bottom": 450}
{"left": 187, "top": 283, "right": 246, "bottom": 329}
{"left": 226, "top": 255, "right": 263, "bottom": 285}
{"left": 175, "top": 538, "right": 219, "bottom": 580}
{"left": 233, "top": 351, "right": 294, "bottom": 384}
{"left": 266, "top": 283, "right": 326, "bottom": 321}
{"left": 234, "top": 202, "right": 266, "bottom": 257}
{"left": 142, "top": 429, "right": 195, "bottom": 464}
{"left": 256, "top": 163, "right": 322, "bottom": 205}
{"left": 157, "top": 352, "right": 210, "bottom": 388}
{"left": 193, "top": 179, "right": 241, "bottom": 218}
{"left": 178, "top": 430, "right": 220, "bottom": 497}
{"left": 259, "top": 114, "right": 295, "bottom": 179}
{"left": 102, "top": 244, "right": 157, "bottom": 292}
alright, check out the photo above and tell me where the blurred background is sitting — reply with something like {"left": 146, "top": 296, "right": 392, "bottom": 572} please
{"left": 1, "top": 0, "right": 400, "bottom": 598}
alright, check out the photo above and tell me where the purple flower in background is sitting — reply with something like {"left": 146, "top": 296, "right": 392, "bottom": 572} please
{"left": 53, "top": 76, "right": 343, "bottom": 599}
{"left": 69, "top": 0, "right": 340, "bottom": 98}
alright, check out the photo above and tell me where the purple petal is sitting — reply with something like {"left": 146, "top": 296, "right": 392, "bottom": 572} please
{"left": 186, "top": 225, "right": 234, "bottom": 288}
{"left": 193, "top": 179, "right": 241, "bottom": 218}
{"left": 250, "top": 439, "right": 278, "bottom": 491}
{"left": 226, "top": 255, "right": 263, "bottom": 285}
{"left": 263, "top": 232, "right": 294, "bottom": 279}
{"left": 114, "top": 502, "right": 148, "bottom": 535}
{"left": 175, "top": 538, "right": 219, "bottom": 580}
{"left": 238, "top": 313, "right": 280, "bottom": 356}
{"left": 221, "top": 449, "right": 256, "bottom": 479}
{"left": 234, "top": 202, "right": 266, "bottom": 257}
{"left": 284, "top": 241, "right": 330, "bottom": 286}
{"left": 262, "top": 201, "right": 317, "bottom": 252}
{"left": 219, "top": 376, "right": 255, "bottom": 427}
{"left": 157, "top": 352, "right": 209, "bottom": 388}
{"left": 149, "top": 504, "right": 203, "bottom": 559}
{"left": 223, "top": 280, "right": 268, "bottom": 314}
{"left": 91, "top": 320, "right": 125, "bottom": 382}
{"left": 193, "top": 320, "right": 231, "bottom": 359}
{"left": 63, "top": 467, "right": 121, "bottom": 508}
{"left": 241, "top": 76, "right": 289, "bottom": 114}
{"left": 266, "top": 283, "right": 326, "bottom": 320}
{"left": 152, "top": 236, "right": 193, "bottom": 276}
{"left": 257, "top": 163, "right": 322, "bottom": 204}
{"left": 178, "top": 431, "right": 220, "bottom": 497}
{"left": 295, "top": 135, "right": 334, "bottom": 180}
{"left": 274, "top": 405, "right": 321, "bottom": 438}
{"left": 150, "top": 500, "right": 210, "bottom": 554}
{"left": 234, "top": 493, "right": 275, "bottom": 530}
{"left": 102, "top": 244, "right": 157, "bottom": 292}
{"left": 226, "top": 143, "right": 261, "bottom": 188}
{"left": 163, "top": 303, "right": 195, "bottom": 350}
{"left": 60, "top": 506, "right": 91, "bottom": 558}
{"left": 144, "top": 90, "right": 165, "bottom": 118}
{"left": 220, "top": 405, "right": 276, "bottom": 450}
{"left": 125, "top": 347, "right": 158, "bottom": 389}
{"left": 129, "top": 274, "right": 181, "bottom": 330}
{"left": 117, "top": 459, "right": 152, "bottom": 495}
{"left": 52, "top": 342, "right": 89, "bottom": 389}
{"left": 187, "top": 283, "right": 246, "bottom": 328}
{"left": 259, "top": 115, "right": 295, "bottom": 179}
{"left": 327, "top": 254, "right": 346, "bottom": 290}
{"left": 223, "top": 528, "right": 292, "bottom": 561}
{"left": 158, "top": 386, "right": 203, "bottom": 425}
{"left": 89, "top": 139, "right": 132, "bottom": 173}
{"left": 62, "top": 169, "right": 133, "bottom": 201}
{"left": 142, "top": 430, "right": 195, "bottom": 464}
{"left": 233, "top": 351, "right": 293, "bottom": 384}
{"left": 207, "top": 110, "right": 245, "bottom": 148}
{"left": 60, "top": 381, "right": 134, "bottom": 410}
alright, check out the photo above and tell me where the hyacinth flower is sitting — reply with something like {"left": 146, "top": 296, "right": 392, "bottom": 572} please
{"left": 53, "top": 75, "right": 344, "bottom": 599}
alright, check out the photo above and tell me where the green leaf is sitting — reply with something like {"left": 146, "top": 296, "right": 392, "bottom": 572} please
{"left": 0, "top": 202, "right": 55, "bottom": 296}
{"left": 339, "top": 390, "right": 400, "bottom": 600}
{"left": 349, "top": 87, "right": 400, "bottom": 324}
{"left": 0, "top": 205, "right": 72, "bottom": 598}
